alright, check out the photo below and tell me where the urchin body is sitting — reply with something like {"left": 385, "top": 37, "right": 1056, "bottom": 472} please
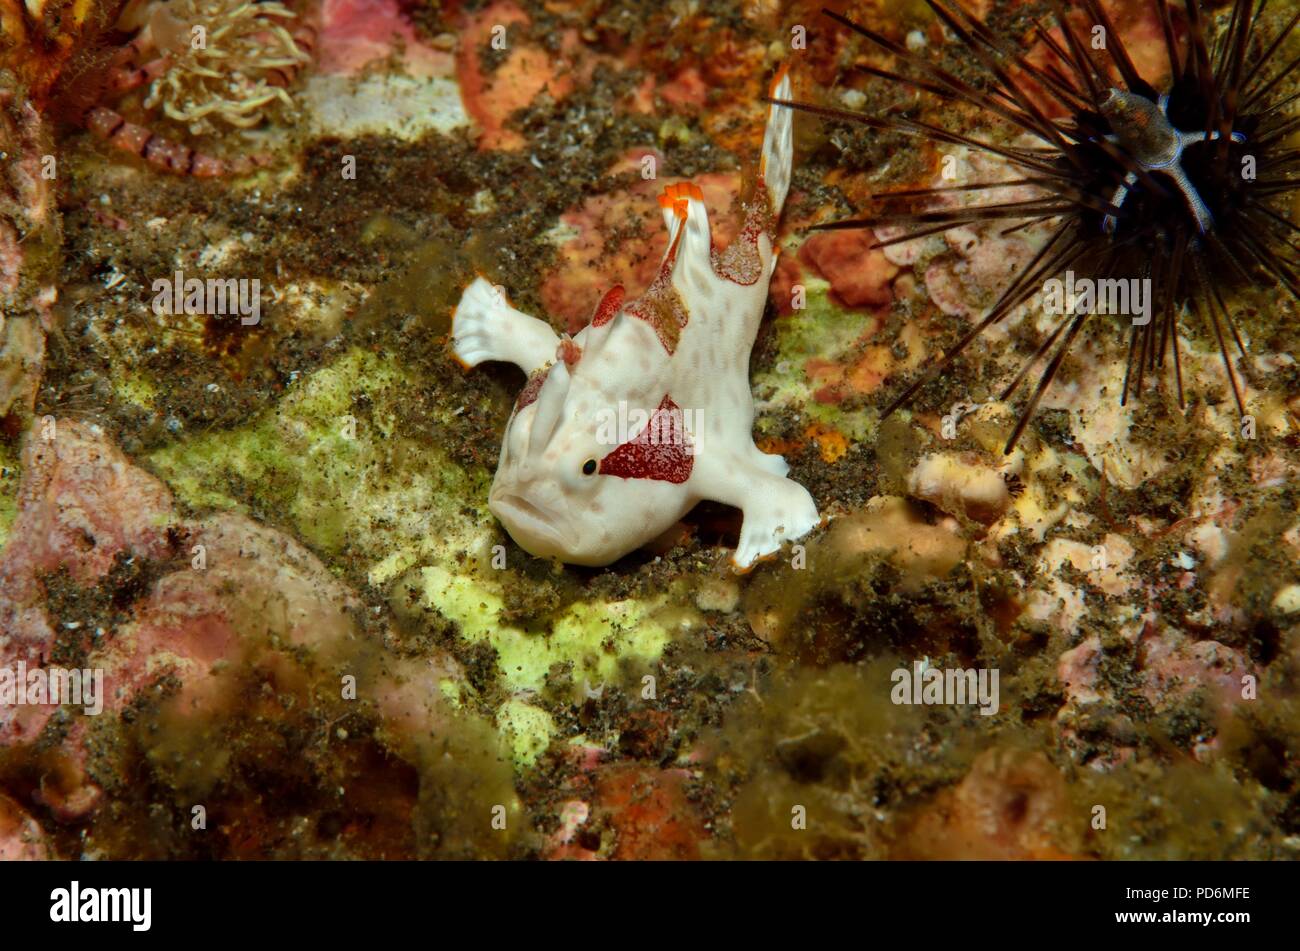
{"left": 451, "top": 72, "right": 818, "bottom": 569}
{"left": 778, "top": 0, "right": 1299, "bottom": 450}
{"left": 1099, "top": 89, "right": 1246, "bottom": 235}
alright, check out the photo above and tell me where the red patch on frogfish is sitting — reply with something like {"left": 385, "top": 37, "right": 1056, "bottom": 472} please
{"left": 598, "top": 396, "right": 694, "bottom": 483}
{"left": 624, "top": 272, "right": 689, "bottom": 354}
{"left": 711, "top": 210, "right": 765, "bottom": 287}
{"left": 591, "top": 286, "right": 624, "bottom": 327}
{"left": 516, "top": 364, "right": 551, "bottom": 411}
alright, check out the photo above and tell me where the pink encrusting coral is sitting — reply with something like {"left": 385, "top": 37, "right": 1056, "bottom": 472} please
{"left": 543, "top": 761, "right": 708, "bottom": 861}
{"left": 455, "top": 0, "right": 582, "bottom": 150}
{"left": 314, "top": 0, "right": 453, "bottom": 78}
{"left": 0, "top": 78, "right": 55, "bottom": 423}
{"left": 447, "top": 0, "right": 778, "bottom": 153}
{"left": 1057, "top": 628, "right": 1256, "bottom": 768}
{"left": 0, "top": 421, "right": 465, "bottom": 834}
{"left": 0, "top": 91, "right": 52, "bottom": 299}
{"left": 798, "top": 230, "right": 899, "bottom": 312}
{"left": 0, "top": 421, "right": 176, "bottom": 736}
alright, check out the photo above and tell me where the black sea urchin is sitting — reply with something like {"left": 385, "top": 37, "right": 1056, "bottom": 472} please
{"left": 777, "top": 0, "right": 1300, "bottom": 452}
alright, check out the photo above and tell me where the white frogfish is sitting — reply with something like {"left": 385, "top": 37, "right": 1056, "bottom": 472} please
{"left": 451, "top": 68, "right": 818, "bottom": 569}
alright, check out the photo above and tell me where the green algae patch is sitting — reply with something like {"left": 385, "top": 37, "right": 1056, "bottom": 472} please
{"left": 404, "top": 564, "right": 673, "bottom": 693}
{"left": 145, "top": 347, "right": 490, "bottom": 574}
{"left": 398, "top": 564, "right": 677, "bottom": 772}
{"left": 111, "top": 366, "right": 159, "bottom": 412}
{"left": 752, "top": 284, "right": 877, "bottom": 442}
{"left": 497, "top": 699, "right": 558, "bottom": 768}
{"left": 0, "top": 442, "right": 20, "bottom": 552}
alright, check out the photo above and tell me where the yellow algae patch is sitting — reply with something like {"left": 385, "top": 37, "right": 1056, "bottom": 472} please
{"left": 0, "top": 442, "right": 18, "bottom": 551}
{"left": 111, "top": 367, "right": 158, "bottom": 411}
{"left": 404, "top": 564, "right": 673, "bottom": 693}
{"left": 752, "top": 286, "right": 878, "bottom": 443}
{"left": 147, "top": 347, "right": 489, "bottom": 577}
{"left": 496, "top": 699, "right": 558, "bottom": 768}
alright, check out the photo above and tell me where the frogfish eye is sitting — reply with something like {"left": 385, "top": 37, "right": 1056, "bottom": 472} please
{"left": 582, "top": 459, "right": 598, "bottom": 476}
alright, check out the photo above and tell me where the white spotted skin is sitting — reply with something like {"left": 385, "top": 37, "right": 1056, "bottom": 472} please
{"left": 450, "top": 72, "right": 818, "bottom": 568}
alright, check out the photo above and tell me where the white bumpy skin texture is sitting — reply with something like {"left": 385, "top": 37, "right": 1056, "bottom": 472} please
{"left": 451, "top": 70, "right": 818, "bottom": 569}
